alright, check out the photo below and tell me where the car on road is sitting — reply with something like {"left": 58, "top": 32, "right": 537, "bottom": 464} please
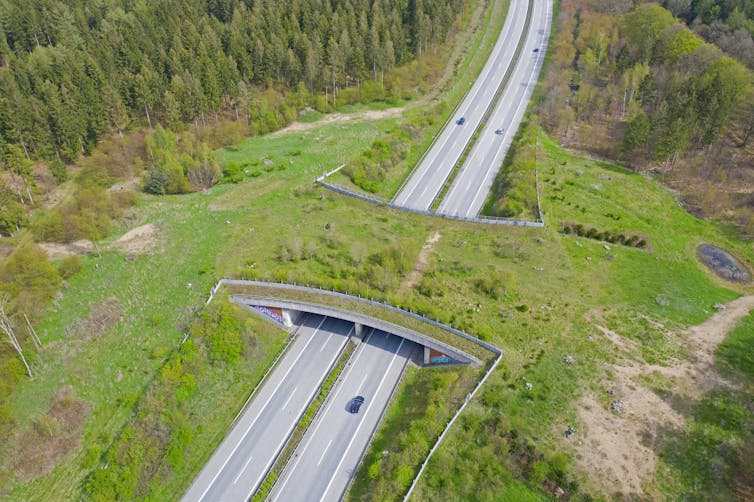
{"left": 349, "top": 396, "right": 365, "bottom": 413}
{"left": 456, "top": 117, "right": 465, "bottom": 125}
{"left": 533, "top": 48, "right": 540, "bottom": 53}
{"left": 495, "top": 128, "right": 504, "bottom": 135}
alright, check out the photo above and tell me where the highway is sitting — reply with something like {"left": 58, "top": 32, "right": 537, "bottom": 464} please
{"left": 270, "top": 330, "right": 416, "bottom": 502}
{"left": 181, "top": 314, "right": 352, "bottom": 502}
{"left": 392, "top": 0, "right": 530, "bottom": 211}
{"left": 438, "top": 0, "right": 552, "bottom": 218}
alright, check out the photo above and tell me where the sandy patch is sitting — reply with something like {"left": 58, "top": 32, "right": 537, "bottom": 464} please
{"left": 272, "top": 107, "right": 404, "bottom": 136}
{"left": 113, "top": 223, "right": 159, "bottom": 255}
{"left": 575, "top": 296, "right": 754, "bottom": 496}
{"left": 399, "top": 231, "right": 441, "bottom": 294}
{"left": 39, "top": 240, "right": 95, "bottom": 260}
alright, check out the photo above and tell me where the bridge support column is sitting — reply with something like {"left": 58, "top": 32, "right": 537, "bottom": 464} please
{"left": 352, "top": 322, "right": 365, "bottom": 342}
{"left": 282, "top": 309, "right": 295, "bottom": 328}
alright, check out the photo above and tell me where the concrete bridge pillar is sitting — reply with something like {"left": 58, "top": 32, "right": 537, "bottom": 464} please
{"left": 353, "top": 322, "right": 365, "bottom": 341}
{"left": 282, "top": 309, "right": 294, "bottom": 328}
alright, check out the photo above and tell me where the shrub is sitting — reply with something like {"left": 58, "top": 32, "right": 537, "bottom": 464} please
{"left": 58, "top": 255, "right": 83, "bottom": 279}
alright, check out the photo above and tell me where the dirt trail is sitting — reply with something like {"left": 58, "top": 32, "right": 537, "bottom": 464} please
{"left": 271, "top": 108, "right": 404, "bottom": 137}
{"left": 399, "top": 231, "right": 441, "bottom": 294}
{"left": 575, "top": 295, "right": 754, "bottom": 496}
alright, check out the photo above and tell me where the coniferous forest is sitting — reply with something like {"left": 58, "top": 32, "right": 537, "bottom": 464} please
{"left": 0, "top": 0, "right": 460, "bottom": 164}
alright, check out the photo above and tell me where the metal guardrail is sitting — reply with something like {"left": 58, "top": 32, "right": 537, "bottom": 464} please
{"left": 204, "top": 279, "right": 505, "bottom": 501}
{"left": 219, "top": 279, "right": 502, "bottom": 357}
{"left": 403, "top": 350, "right": 503, "bottom": 501}
{"left": 316, "top": 177, "right": 545, "bottom": 227}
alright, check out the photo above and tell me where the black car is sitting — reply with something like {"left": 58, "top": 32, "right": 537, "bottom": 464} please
{"left": 349, "top": 396, "right": 365, "bottom": 413}
{"left": 533, "top": 47, "right": 540, "bottom": 53}
{"left": 456, "top": 117, "right": 466, "bottom": 125}
{"left": 495, "top": 128, "right": 504, "bottom": 135}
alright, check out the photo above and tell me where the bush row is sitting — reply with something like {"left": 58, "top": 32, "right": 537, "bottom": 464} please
{"left": 562, "top": 222, "right": 649, "bottom": 249}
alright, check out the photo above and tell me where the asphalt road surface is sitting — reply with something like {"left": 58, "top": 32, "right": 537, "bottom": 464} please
{"left": 181, "top": 314, "right": 352, "bottom": 502}
{"left": 270, "top": 330, "right": 416, "bottom": 502}
{"left": 438, "top": 0, "right": 552, "bottom": 218}
{"left": 392, "top": 0, "right": 530, "bottom": 211}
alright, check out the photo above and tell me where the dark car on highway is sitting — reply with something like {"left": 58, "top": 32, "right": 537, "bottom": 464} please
{"left": 495, "top": 128, "right": 504, "bottom": 135}
{"left": 349, "top": 396, "right": 365, "bottom": 413}
{"left": 456, "top": 117, "right": 465, "bottom": 125}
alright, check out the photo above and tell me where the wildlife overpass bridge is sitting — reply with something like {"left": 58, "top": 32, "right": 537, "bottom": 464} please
{"left": 216, "top": 280, "right": 498, "bottom": 367}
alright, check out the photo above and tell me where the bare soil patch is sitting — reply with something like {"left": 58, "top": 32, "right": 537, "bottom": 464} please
{"left": 112, "top": 223, "right": 159, "bottom": 255}
{"left": 272, "top": 107, "right": 404, "bottom": 137}
{"left": 576, "top": 296, "right": 754, "bottom": 496}
{"left": 66, "top": 296, "right": 124, "bottom": 341}
{"left": 38, "top": 239, "right": 95, "bottom": 260}
{"left": 399, "top": 231, "right": 441, "bottom": 294}
{"left": 6, "top": 387, "right": 90, "bottom": 481}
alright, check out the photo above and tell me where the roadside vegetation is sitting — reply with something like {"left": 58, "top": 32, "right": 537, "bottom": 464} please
{"left": 83, "top": 299, "right": 286, "bottom": 501}
{"left": 482, "top": 116, "right": 541, "bottom": 220}
{"left": 332, "top": 0, "right": 513, "bottom": 200}
{"left": 0, "top": 0, "right": 753, "bottom": 500}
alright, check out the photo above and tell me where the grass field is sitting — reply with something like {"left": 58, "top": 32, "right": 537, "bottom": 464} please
{"left": 4, "top": 106, "right": 753, "bottom": 499}
{"left": 3, "top": 106, "right": 752, "bottom": 500}
{"left": 3, "top": 0, "right": 754, "bottom": 497}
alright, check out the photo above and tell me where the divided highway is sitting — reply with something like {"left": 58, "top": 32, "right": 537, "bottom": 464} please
{"left": 392, "top": 0, "right": 530, "bottom": 211}
{"left": 181, "top": 314, "right": 352, "bottom": 502}
{"left": 438, "top": 0, "right": 552, "bottom": 217}
{"left": 270, "top": 330, "right": 416, "bottom": 501}
{"left": 393, "top": 0, "right": 552, "bottom": 219}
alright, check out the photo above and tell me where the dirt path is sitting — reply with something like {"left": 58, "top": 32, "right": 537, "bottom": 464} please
{"left": 271, "top": 0, "right": 491, "bottom": 137}
{"left": 575, "top": 295, "right": 754, "bottom": 497}
{"left": 271, "top": 108, "right": 405, "bottom": 137}
{"left": 399, "top": 231, "right": 441, "bottom": 295}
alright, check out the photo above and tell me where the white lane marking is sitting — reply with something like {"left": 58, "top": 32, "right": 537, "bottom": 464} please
{"left": 281, "top": 387, "right": 297, "bottom": 411}
{"left": 464, "top": 0, "right": 551, "bottom": 218}
{"left": 246, "top": 322, "right": 354, "bottom": 498}
{"left": 356, "top": 372, "right": 369, "bottom": 394}
{"left": 320, "top": 331, "right": 334, "bottom": 352}
{"left": 441, "top": 0, "right": 552, "bottom": 218}
{"left": 436, "top": 0, "right": 531, "bottom": 214}
{"left": 317, "top": 440, "right": 333, "bottom": 467}
{"left": 269, "top": 329, "right": 378, "bottom": 501}
{"left": 233, "top": 456, "right": 254, "bottom": 485}
{"left": 197, "top": 315, "right": 328, "bottom": 502}
{"left": 319, "top": 337, "right": 407, "bottom": 502}
{"left": 396, "top": 0, "right": 530, "bottom": 207}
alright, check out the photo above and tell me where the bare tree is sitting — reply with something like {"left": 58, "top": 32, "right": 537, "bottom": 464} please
{"left": 23, "top": 312, "right": 41, "bottom": 348}
{"left": 0, "top": 296, "right": 32, "bottom": 378}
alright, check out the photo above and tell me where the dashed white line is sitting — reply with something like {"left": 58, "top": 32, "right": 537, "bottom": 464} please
{"left": 233, "top": 456, "right": 254, "bottom": 485}
{"left": 197, "top": 315, "right": 328, "bottom": 502}
{"left": 317, "top": 440, "right": 333, "bottom": 467}
{"left": 319, "top": 337, "right": 407, "bottom": 502}
{"left": 281, "top": 387, "right": 297, "bottom": 411}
